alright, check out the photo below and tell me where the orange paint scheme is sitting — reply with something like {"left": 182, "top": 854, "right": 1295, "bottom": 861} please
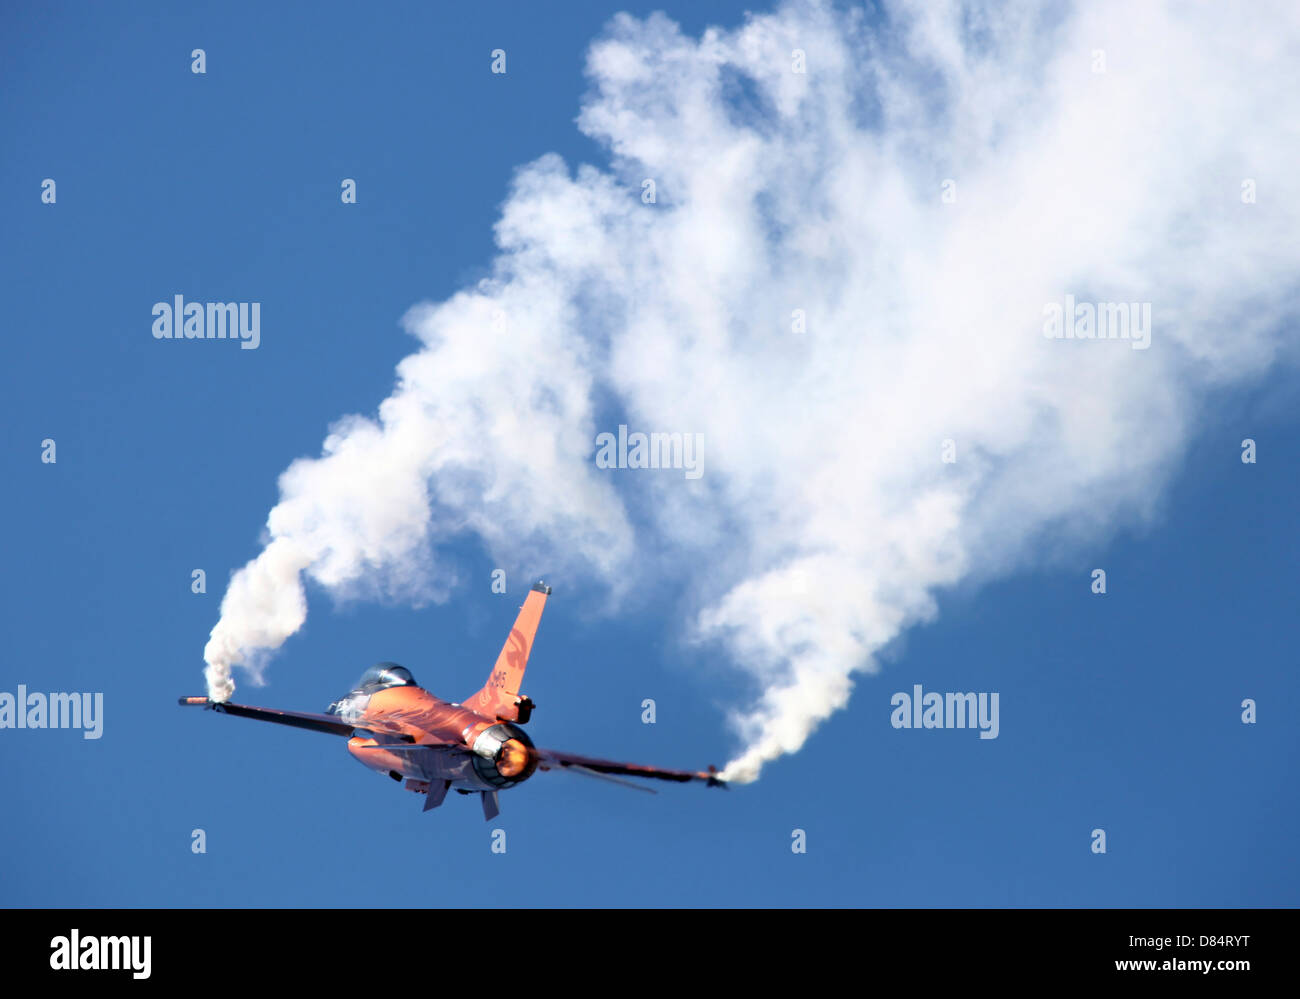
{"left": 466, "top": 585, "right": 548, "bottom": 722}
{"left": 182, "top": 581, "right": 724, "bottom": 820}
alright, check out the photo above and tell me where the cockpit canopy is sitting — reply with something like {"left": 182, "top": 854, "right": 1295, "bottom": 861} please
{"left": 355, "top": 662, "right": 417, "bottom": 691}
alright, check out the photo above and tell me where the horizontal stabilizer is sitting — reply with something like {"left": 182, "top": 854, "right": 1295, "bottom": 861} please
{"left": 562, "top": 763, "right": 657, "bottom": 793}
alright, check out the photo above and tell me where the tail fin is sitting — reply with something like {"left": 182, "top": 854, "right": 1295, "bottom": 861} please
{"left": 467, "top": 581, "right": 550, "bottom": 722}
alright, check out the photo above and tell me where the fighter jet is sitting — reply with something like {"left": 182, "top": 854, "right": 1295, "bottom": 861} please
{"left": 180, "top": 582, "right": 724, "bottom": 819}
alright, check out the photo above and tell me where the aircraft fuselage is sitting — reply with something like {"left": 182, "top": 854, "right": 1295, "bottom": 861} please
{"left": 337, "top": 684, "right": 537, "bottom": 796}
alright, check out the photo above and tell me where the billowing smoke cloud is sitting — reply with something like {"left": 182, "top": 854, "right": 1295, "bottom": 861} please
{"left": 204, "top": 0, "right": 1300, "bottom": 783}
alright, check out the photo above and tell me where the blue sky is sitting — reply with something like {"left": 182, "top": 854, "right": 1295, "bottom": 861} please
{"left": 2, "top": 1, "right": 1297, "bottom": 907}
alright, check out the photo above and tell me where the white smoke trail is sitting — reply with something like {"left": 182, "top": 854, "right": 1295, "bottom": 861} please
{"left": 204, "top": 0, "right": 1300, "bottom": 785}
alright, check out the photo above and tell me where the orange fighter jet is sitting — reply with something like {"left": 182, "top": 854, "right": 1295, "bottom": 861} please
{"left": 180, "top": 582, "right": 724, "bottom": 819}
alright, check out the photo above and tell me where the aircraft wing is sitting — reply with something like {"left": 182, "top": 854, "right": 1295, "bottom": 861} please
{"left": 535, "top": 747, "right": 725, "bottom": 787}
{"left": 178, "top": 695, "right": 401, "bottom": 738}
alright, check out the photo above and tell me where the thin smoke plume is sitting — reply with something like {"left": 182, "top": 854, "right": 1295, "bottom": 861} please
{"left": 204, "top": 0, "right": 1300, "bottom": 783}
